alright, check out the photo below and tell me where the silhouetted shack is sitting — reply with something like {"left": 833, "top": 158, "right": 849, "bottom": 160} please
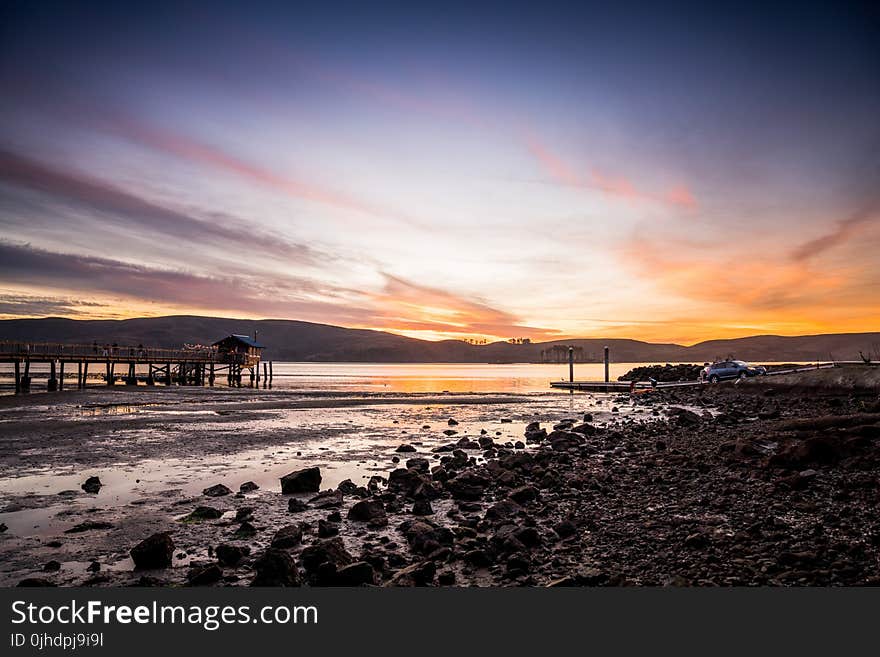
{"left": 213, "top": 334, "right": 264, "bottom": 366}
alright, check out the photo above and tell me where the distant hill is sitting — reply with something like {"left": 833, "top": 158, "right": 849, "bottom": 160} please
{"left": 0, "top": 316, "right": 877, "bottom": 363}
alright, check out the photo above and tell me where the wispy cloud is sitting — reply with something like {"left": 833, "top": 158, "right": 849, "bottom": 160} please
{"left": 110, "top": 119, "right": 423, "bottom": 228}
{"left": 790, "top": 198, "right": 880, "bottom": 262}
{"left": 0, "top": 150, "right": 319, "bottom": 264}
{"left": 525, "top": 134, "right": 698, "bottom": 209}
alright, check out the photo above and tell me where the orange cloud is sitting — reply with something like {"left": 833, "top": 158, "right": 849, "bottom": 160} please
{"left": 366, "top": 274, "right": 560, "bottom": 341}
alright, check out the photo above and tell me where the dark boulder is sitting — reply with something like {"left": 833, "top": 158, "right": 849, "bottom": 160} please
{"left": 508, "top": 485, "right": 539, "bottom": 505}
{"left": 348, "top": 499, "right": 387, "bottom": 524}
{"left": 216, "top": 543, "right": 249, "bottom": 567}
{"left": 187, "top": 506, "right": 223, "bottom": 521}
{"left": 280, "top": 467, "right": 322, "bottom": 494}
{"left": 131, "top": 532, "right": 174, "bottom": 569}
{"left": 81, "top": 476, "right": 102, "bottom": 494}
{"left": 203, "top": 484, "right": 232, "bottom": 497}
{"left": 395, "top": 444, "right": 417, "bottom": 452}
{"left": 288, "top": 498, "right": 309, "bottom": 513}
{"left": 301, "top": 537, "right": 353, "bottom": 577}
{"left": 239, "top": 481, "right": 259, "bottom": 493}
{"left": 335, "top": 561, "right": 378, "bottom": 586}
{"left": 187, "top": 563, "right": 222, "bottom": 586}
{"left": 252, "top": 549, "right": 301, "bottom": 586}
{"left": 271, "top": 524, "right": 304, "bottom": 549}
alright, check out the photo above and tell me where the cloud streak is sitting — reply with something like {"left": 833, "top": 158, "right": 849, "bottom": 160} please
{"left": 0, "top": 150, "right": 319, "bottom": 264}
{"left": 111, "top": 119, "right": 423, "bottom": 228}
{"left": 526, "top": 135, "right": 698, "bottom": 209}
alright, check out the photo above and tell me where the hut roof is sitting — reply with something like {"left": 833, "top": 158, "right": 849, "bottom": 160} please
{"left": 213, "top": 334, "right": 265, "bottom": 349}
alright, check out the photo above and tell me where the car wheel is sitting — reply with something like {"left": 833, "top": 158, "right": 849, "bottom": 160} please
{"left": 710, "top": 375, "right": 719, "bottom": 384}
{"left": 739, "top": 371, "right": 747, "bottom": 379}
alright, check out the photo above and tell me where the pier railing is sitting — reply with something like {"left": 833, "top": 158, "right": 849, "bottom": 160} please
{"left": 0, "top": 341, "right": 248, "bottom": 364}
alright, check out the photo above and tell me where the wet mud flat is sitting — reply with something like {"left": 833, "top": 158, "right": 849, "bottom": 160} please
{"left": 2, "top": 382, "right": 878, "bottom": 586}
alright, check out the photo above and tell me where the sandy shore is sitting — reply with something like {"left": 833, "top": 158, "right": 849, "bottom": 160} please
{"left": 1, "top": 376, "right": 878, "bottom": 586}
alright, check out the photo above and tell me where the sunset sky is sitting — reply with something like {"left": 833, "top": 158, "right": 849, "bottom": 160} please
{"left": 1, "top": 1, "right": 878, "bottom": 344}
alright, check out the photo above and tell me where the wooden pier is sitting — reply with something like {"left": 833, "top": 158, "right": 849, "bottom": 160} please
{"left": 0, "top": 334, "right": 273, "bottom": 393}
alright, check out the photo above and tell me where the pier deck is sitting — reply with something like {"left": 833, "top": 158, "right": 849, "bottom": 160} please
{"left": 0, "top": 340, "right": 272, "bottom": 392}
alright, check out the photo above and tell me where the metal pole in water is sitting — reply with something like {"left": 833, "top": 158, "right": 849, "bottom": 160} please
{"left": 604, "top": 346, "right": 610, "bottom": 383}
{"left": 568, "top": 346, "right": 574, "bottom": 383}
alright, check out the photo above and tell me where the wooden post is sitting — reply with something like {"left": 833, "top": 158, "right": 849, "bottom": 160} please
{"left": 106, "top": 361, "right": 112, "bottom": 386}
{"left": 59, "top": 361, "right": 65, "bottom": 391}
{"left": 22, "top": 359, "right": 30, "bottom": 392}
{"left": 48, "top": 360, "right": 58, "bottom": 391}
{"left": 604, "top": 346, "right": 610, "bottom": 383}
{"left": 568, "top": 347, "right": 574, "bottom": 383}
{"left": 14, "top": 360, "right": 20, "bottom": 394}
{"left": 77, "top": 361, "right": 83, "bottom": 389}
{"left": 166, "top": 363, "right": 173, "bottom": 386}
{"left": 269, "top": 361, "right": 273, "bottom": 387}
{"left": 255, "top": 361, "right": 260, "bottom": 385}
{"left": 82, "top": 361, "right": 88, "bottom": 388}
{"left": 209, "top": 362, "right": 215, "bottom": 386}
{"left": 263, "top": 362, "right": 267, "bottom": 388}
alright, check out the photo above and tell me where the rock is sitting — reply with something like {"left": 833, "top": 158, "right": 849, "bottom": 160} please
{"left": 318, "top": 519, "right": 339, "bottom": 538}
{"left": 405, "top": 457, "right": 430, "bottom": 473}
{"left": 271, "top": 524, "right": 304, "bottom": 549}
{"left": 337, "top": 479, "right": 359, "bottom": 495}
{"left": 448, "top": 418, "right": 459, "bottom": 426}
{"left": 239, "top": 481, "right": 259, "bottom": 493}
{"left": 216, "top": 543, "right": 249, "bottom": 567}
{"left": 667, "top": 407, "right": 702, "bottom": 427}
{"left": 548, "top": 431, "right": 584, "bottom": 451}
{"left": 87, "top": 561, "right": 101, "bottom": 572}
{"left": 395, "top": 444, "right": 417, "bottom": 452}
{"left": 443, "top": 429, "right": 458, "bottom": 436}
{"left": 43, "top": 560, "right": 61, "bottom": 572}
{"left": 400, "top": 519, "right": 454, "bottom": 555}
{"left": 485, "top": 500, "right": 522, "bottom": 521}
{"left": 187, "top": 563, "right": 222, "bottom": 586}
{"left": 348, "top": 499, "right": 387, "bottom": 525}
{"left": 203, "top": 484, "right": 232, "bottom": 497}
{"left": 130, "top": 532, "right": 174, "bottom": 569}
{"left": 0, "top": 522, "right": 6, "bottom": 533}
{"left": 445, "top": 472, "right": 489, "bottom": 500}
{"left": 301, "top": 537, "right": 353, "bottom": 577}
{"left": 412, "top": 499, "right": 434, "bottom": 515}
{"left": 514, "top": 441, "right": 525, "bottom": 449}
{"left": 17, "top": 578, "right": 57, "bottom": 587}
{"left": 509, "top": 485, "right": 539, "bottom": 505}
{"left": 252, "top": 549, "right": 301, "bottom": 586}
{"left": 288, "top": 498, "right": 309, "bottom": 513}
{"left": 235, "top": 507, "right": 254, "bottom": 522}
{"left": 478, "top": 436, "right": 495, "bottom": 449}
{"left": 336, "top": 561, "right": 378, "bottom": 586}
{"left": 309, "top": 490, "right": 343, "bottom": 509}
{"left": 81, "top": 476, "right": 102, "bottom": 494}
{"left": 570, "top": 422, "right": 597, "bottom": 436}
{"left": 233, "top": 521, "right": 257, "bottom": 538}
{"left": 187, "top": 506, "right": 223, "bottom": 521}
{"left": 683, "top": 532, "right": 709, "bottom": 549}
{"left": 64, "top": 521, "right": 114, "bottom": 534}
{"left": 464, "top": 549, "right": 492, "bottom": 568}
{"left": 553, "top": 520, "right": 577, "bottom": 539}
{"left": 387, "top": 561, "right": 436, "bottom": 586}
{"left": 281, "top": 467, "right": 322, "bottom": 494}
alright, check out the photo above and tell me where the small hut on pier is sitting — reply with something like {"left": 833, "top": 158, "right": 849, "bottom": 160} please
{"left": 212, "top": 334, "right": 265, "bottom": 367}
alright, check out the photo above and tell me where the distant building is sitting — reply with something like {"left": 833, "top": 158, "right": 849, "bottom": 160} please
{"left": 212, "top": 334, "right": 265, "bottom": 366}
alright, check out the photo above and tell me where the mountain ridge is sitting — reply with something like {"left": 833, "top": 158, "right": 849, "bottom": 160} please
{"left": 0, "top": 316, "right": 877, "bottom": 363}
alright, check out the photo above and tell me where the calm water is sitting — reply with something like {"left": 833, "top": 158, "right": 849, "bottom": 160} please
{"left": 0, "top": 361, "right": 658, "bottom": 394}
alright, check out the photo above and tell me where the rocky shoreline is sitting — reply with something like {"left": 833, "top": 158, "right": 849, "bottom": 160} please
{"left": 7, "top": 381, "right": 880, "bottom": 587}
